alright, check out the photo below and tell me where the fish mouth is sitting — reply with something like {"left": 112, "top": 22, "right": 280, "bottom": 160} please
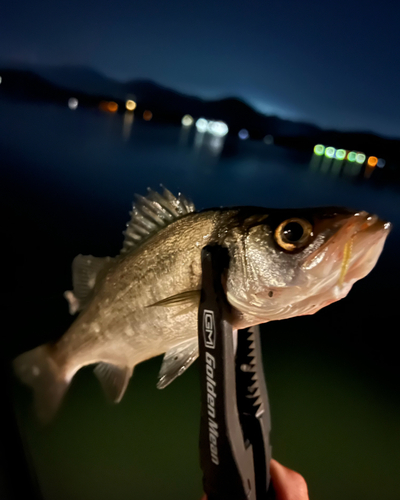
{"left": 303, "top": 211, "right": 391, "bottom": 284}
{"left": 344, "top": 214, "right": 391, "bottom": 282}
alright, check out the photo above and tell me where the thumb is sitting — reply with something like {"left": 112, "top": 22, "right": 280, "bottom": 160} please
{"left": 269, "top": 459, "right": 309, "bottom": 500}
{"left": 200, "top": 459, "right": 309, "bottom": 500}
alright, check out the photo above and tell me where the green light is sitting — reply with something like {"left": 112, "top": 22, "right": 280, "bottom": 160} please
{"left": 347, "top": 151, "right": 357, "bottom": 162}
{"left": 336, "top": 149, "right": 346, "bottom": 160}
{"left": 325, "top": 147, "right": 335, "bottom": 158}
{"left": 356, "top": 153, "right": 366, "bottom": 164}
{"left": 314, "top": 144, "right": 325, "bottom": 156}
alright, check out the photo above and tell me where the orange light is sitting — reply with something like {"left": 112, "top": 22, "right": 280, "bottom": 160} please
{"left": 367, "top": 156, "right": 378, "bottom": 167}
{"left": 107, "top": 101, "right": 118, "bottom": 113}
{"left": 143, "top": 110, "right": 153, "bottom": 121}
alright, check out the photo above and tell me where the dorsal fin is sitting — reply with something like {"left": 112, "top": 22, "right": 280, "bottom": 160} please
{"left": 64, "top": 255, "right": 114, "bottom": 314}
{"left": 121, "top": 186, "right": 196, "bottom": 254}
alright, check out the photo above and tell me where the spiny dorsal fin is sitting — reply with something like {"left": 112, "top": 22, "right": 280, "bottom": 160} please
{"left": 93, "top": 362, "right": 133, "bottom": 403}
{"left": 64, "top": 255, "right": 114, "bottom": 314}
{"left": 121, "top": 186, "right": 196, "bottom": 254}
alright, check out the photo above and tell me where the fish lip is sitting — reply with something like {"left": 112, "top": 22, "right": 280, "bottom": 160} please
{"left": 347, "top": 215, "right": 391, "bottom": 272}
{"left": 350, "top": 213, "right": 391, "bottom": 246}
{"left": 302, "top": 211, "right": 390, "bottom": 272}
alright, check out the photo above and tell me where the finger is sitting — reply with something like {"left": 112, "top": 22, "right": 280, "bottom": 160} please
{"left": 269, "top": 459, "right": 309, "bottom": 500}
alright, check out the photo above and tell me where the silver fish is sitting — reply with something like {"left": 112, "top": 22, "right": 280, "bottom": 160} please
{"left": 13, "top": 187, "right": 391, "bottom": 422}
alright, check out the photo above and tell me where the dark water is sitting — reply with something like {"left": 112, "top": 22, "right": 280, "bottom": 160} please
{"left": 1, "top": 99, "right": 400, "bottom": 500}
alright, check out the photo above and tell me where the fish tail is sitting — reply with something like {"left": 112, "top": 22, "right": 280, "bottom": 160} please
{"left": 13, "top": 344, "right": 69, "bottom": 423}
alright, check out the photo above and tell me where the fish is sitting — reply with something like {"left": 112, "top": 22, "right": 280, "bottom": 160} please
{"left": 13, "top": 187, "right": 391, "bottom": 422}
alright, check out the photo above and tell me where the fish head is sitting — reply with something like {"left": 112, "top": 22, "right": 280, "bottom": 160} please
{"left": 222, "top": 207, "right": 391, "bottom": 327}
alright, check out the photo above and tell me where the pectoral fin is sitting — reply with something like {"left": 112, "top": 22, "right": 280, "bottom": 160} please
{"left": 148, "top": 290, "right": 201, "bottom": 308}
{"left": 157, "top": 338, "right": 199, "bottom": 389}
{"left": 93, "top": 363, "right": 133, "bottom": 403}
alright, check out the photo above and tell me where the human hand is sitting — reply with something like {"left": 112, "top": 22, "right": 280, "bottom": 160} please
{"left": 269, "top": 459, "right": 309, "bottom": 500}
{"left": 201, "top": 458, "right": 309, "bottom": 500}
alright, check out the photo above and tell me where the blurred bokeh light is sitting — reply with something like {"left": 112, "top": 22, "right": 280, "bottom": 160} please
{"left": 238, "top": 128, "right": 249, "bottom": 140}
{"left": 126, "top": 99, "right": 137, "bottom": 111}
{"left": 143, "top": 110, "right": 153, "bottom": 121}
{"left": 181, "top": 114, "right": 194, "bottom": 126}
{"left": 325, "top": 147, "right": 335, "bottom": 158}
{"left": 314, "top": 144, "right": 325, "bottom": 156}
{"left": 336, "top": 149, "right": 346, "bottom": 160}
{"left": 68, "top": 97, "right": 78, "bottom": 110}
{"left": 195, "top": 118, "right": 208, "bottom": 132}
{"left": 356, "top": 153, "right": 366, "bottom": 164}
{"left": 207, "top": 120, "right": 228, "bottom": 137}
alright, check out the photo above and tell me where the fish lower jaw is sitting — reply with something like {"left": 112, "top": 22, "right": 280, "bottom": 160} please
{"left": 226, "top": 292, "right": 295, "bottom": 325}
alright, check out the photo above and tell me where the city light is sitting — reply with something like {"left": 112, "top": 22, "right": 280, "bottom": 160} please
{"left": 126, "top": 99, "right": 137, "bottom": 111}
{"left": 68, "top": 97, "right": 78, "bottom": 110}
{"left": 143, "top": 110, "right": 153, "bottom": 121}
{"left": 264, "top": 135, "right": 274, "bottom": 145}
{"left": 181, "top": 114, "right": 194, "bottom": 126}
{"left": 314, "top": 144, "right": 382, "bottom": 172}
{"left": 356, "top": 153, "right": 366, "bottom": 164}
{"left": 207, "top": 120, "right": 229, "bottom": 137}
{"left": 238, "top": 129, "right": 249, "bottom": 140}
{"left": 108, "top": 101, "right": 118, "bottom": 113}
{"left": 195, "top": 118, "right": 208, "bottom": 132}
{"left": 314, "top": 144, "right": 325, "bottom": 155}
{"left": 377, "top": 158, "right": 386, "bottom": 168}
{"left": 347, "top": 151, "right": 357, "bottom": 162}
{"left": 325, "top": 147, "right": 335, "bottom": 158}
{"left": 336, "top": 149, "right": 346, "bottom": 160}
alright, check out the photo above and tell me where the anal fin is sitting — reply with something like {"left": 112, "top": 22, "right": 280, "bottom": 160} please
{"left": 157, "top": 338, "right": 198, "bottom": 389}
{"left": 93, "top": 363, "right": 133, "bottom": 403}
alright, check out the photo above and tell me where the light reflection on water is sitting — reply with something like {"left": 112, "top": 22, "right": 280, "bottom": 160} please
{"left": 309, "top": 152, "right": 369, "bottom": 180}
{"left": 0, "top": 99, "right": 398, "bottom": 226}
{"left": 122, "top": 110, "right": 134, "bottom": 140}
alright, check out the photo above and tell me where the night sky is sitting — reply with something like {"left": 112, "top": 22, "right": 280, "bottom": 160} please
{"left": 1, "top": 1, "right": 400, "bottom": 137}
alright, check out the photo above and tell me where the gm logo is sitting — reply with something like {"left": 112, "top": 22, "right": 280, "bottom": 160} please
{"left": 203, "top": 310, "right": 216, "bottom": 349}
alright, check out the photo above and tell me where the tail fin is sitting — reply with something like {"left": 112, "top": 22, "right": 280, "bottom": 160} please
{"left": 13, "top": 345, "right": 69, "bottom": 423}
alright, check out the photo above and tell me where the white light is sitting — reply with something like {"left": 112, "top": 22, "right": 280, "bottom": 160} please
{"left": 181, "top": 114, "right": 194, "bottom": 126}
{"left": 238, "top": 129, "right": 249, "bottom": 140}
{"left": 207, "top": 120, "right": 229, "bottom": 137}
{"left": 126, "top": 99, "right": 137, "bottom": 111}
{"left": 68, "top": 97, "right": 78, "bottom": 110}
{"left": 196, "top": 118, "right": 208, "bottom": 133}
{"left": 356, "top": 153, "right": 366, "bottom": 164}
{"left": 0, "top": 76, "right": 2, "bottom": 84}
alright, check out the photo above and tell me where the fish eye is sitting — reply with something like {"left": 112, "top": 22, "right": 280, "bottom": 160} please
{"left": 274, "top": 218, "right": 313, "bottom": 251}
